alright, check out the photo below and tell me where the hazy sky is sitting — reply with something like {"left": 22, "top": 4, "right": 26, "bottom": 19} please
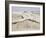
{"left": 12, "top": 6, "right": 40, "bottom": 14}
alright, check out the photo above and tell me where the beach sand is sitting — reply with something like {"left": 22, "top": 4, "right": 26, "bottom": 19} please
{"left": 12, "top": 13, "right": 40, "bottom": 31}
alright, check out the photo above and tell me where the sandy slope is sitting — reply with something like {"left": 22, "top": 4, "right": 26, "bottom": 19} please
{"left": 12, "top": 13, "right": 40, "bottom": 31}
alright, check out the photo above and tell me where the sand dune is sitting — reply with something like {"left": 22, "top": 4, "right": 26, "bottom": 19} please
{"left": 12, "top": 13, "right": 40, "bottom": 23}
{"left": 12, "top": 12, "right": 40, "bottom": 31}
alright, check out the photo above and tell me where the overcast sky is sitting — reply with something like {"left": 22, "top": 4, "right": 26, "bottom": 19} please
{"left": 12, "top": 6, "right": 40, "bottom": 14}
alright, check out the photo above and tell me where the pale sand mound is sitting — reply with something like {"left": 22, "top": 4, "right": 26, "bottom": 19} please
{"left": 12, "top": 13, "right": 40, "bottom": 31}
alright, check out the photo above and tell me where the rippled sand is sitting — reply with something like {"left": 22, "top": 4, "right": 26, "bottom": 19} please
{"left": 12, "top": 13, "right": 40, "bottom": 31}
{"left": 12, "top": 20, "right": 40, "bottom": 31}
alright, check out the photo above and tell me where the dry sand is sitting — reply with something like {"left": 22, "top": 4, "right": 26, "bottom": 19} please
{"left": 12, "top": 13, "right": 40, "bottom": 31}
